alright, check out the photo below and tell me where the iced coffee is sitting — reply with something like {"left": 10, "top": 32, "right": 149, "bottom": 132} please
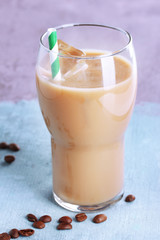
{"left": 36, "top": 24, "right": 137, "bottom": 211}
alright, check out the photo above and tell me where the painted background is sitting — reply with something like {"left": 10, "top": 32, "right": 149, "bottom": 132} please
{"left": 0, "top": 0, "right": 160, "bottom": 102}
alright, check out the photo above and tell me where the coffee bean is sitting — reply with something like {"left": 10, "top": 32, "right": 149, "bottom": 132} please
{"left": 0, "top": 142, "right": 8, "bottom": 149}
{"left": 8, "top": 143, "right": 20, "bottom": 152}
{"left": 57, "top": 223, "right": 72, "bottom": 230}
{"left": 58, "top": 216, "right": 72, "bottom": 224}
{"left": 93, "top": 214, "right": 107, "bottom": 223}
{"left": 19, "top": 229, "right": 34, "bottom": 237}
{"left": 33, "top": 221, "right": 45, "bottom": 229}
{"left": 75, "top": 213, "right": 87, "bottom": 222}
{"left": 9, "top": 229, "right": 19, "bottom": 239}
{"left": 4, "top": 155, "right": 15, "bottom": 164}
{"left": 39, "top": 215, "right": 52, "bottom": 223}
{"left": 0, "top": 233, "right": 11, "bottom": 240}
{"left": 27, "top": 213, "right": 37, "bottom": 222}
{"left": 125, "top": 194, "right": 136, "bottom": 202}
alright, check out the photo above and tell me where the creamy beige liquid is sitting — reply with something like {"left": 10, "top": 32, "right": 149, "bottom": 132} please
{"left": 36, "top": 51, "right": 137, "bottom": 205}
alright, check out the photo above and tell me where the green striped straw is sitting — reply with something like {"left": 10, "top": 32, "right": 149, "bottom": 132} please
{"left": 47, "top": 28, "right": 61, "bottom": 80}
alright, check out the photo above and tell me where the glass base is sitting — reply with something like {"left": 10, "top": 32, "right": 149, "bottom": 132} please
{"left": 53, "top": 191, "right": 124, "bottom": 212}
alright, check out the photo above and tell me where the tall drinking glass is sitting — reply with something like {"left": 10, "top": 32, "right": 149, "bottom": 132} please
{"left": 36, "top": 24, "right": 137, "bottom": 212}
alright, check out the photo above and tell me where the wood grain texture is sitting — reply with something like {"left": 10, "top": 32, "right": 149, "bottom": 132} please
{"left": 0, "top": 100, "right": 160, "bottom": 239}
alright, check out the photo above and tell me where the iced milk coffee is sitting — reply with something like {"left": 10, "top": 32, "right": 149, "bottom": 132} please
{"left": 36, "top": 44, "right": 137, "bottom": 207}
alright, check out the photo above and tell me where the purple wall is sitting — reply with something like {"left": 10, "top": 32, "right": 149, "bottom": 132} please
{"left": 0, "top": 0, "right": 159, "bottom": 102}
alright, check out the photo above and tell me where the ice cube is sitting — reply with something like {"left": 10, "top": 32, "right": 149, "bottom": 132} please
{"left": 63, "top": 60, "right": 88, "bottom": 79}
{"left": 38, "top": 66, "right": 52, "bottom": 79}
{"left": 101, "top": 56, "right": 116, "bottom": 87}
{"left": 58, "top": 39, "right": 86, "bottom": 57}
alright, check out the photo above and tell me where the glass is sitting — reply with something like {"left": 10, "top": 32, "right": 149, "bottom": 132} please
{"left": 36, "top": 23, "right": 137, "bottom": 212}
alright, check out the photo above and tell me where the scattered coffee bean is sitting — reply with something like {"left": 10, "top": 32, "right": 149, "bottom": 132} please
{"left": 75, "top": 213, "right": 87, "bottom": 222}
{"left": 27, "top": 213, "right": 37, "bottom": 222}
{"left": 57, "top": 223, "right": 72, "bottom": 230}
{"left": 39, "top": 215, "right": 52, "bottom": 223}
{"left": 9, "top": 229, "right": 19, "bottom": 239}
{"left": 8, "top": 143, "right": 20, "bottom": 152}
{"left": 125, "top": 194, "right": 136, "bottom": 202}
{"left": 93, "top": 214, "right": 107, "bottom": 223}
{"left": 4, "top": 155, "right": 15, "bottom": 164}
{"left": 0, "top": 142, "right": 8, "bottom": 149}
{"left": 0, "top": 233, "right": 11, "bottom": 240}
{"left": 33, "top": 221, "right": 45, "bottom": 229}
{"left": 58, "top": 216, "right": 72, "bottom": 224}
{"left": 19, "top": 229, "right": 34, "bottom": 237}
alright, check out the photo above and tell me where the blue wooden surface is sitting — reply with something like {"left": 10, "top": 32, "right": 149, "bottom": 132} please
{"left": 0, "top": 100, "right": 160, "bottom": 239}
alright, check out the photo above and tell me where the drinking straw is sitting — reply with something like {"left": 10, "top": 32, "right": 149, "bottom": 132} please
{"left": 47, "top": 28, "right": 61, "bottom": 80}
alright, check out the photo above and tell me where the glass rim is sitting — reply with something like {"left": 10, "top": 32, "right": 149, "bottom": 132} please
{"left": 40, "top": 23, "right": 132, "bottom": 59}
